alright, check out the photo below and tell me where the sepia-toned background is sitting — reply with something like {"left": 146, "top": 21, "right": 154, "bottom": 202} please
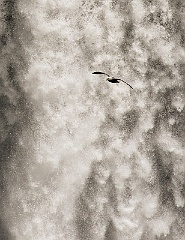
{"left": 0, "top": 0, "right": 185, "bottom": 239}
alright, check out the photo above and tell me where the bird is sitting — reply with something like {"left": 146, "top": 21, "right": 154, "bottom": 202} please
{"left": 92, "top": 71, "right": 133, "bottom": 89}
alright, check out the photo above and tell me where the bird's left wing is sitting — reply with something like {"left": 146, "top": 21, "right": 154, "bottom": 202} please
{"left": 92, "top": 72, "right": 110, "bottom": 77}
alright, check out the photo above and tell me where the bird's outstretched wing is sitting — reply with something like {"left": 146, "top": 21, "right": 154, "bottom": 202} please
{"left": 92, "top": 72, "right": 110, "bottom": 77}
{"left": 114, "top": 79, "right": 134, "bottom": 89}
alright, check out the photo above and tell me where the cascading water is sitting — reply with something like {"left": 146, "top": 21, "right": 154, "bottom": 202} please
{"left": 0, "top": 0, "right": 185, "bottom": 239}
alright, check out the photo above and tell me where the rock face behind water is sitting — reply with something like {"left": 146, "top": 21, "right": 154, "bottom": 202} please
{"left": 0, "top": 1, "right": 185, "bottom": 240}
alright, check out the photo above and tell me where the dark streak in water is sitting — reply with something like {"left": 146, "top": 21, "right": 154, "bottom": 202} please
{"left": 75, "top": 162, "right": 110, "bottom": 240}
{"left": 104, "top": 220, "right": 117, "bottom": 240}
{"left": 0, "top": 0, "right": 35, "bottom": 238}
{"left": 152, "top": 147, "right": 174, "bottom": 206}
{"left": 0, "top": 218, "right": 15, "bottom": 240}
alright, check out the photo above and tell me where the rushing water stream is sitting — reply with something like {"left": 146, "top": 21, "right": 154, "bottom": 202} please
{"left": 0, "top": 0, "right": 185, "bottom": 239}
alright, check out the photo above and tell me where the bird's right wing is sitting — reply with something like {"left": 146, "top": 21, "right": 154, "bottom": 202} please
{"left": 115, "top": 79, "right": 134, "bottom": 89}
{"left": 92, "top": 72, "right": 110, "bottom": 77}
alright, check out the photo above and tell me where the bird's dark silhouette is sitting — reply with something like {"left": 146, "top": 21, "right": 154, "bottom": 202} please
{"left": 92, "top": 72, "right": 133, "bottom": 89}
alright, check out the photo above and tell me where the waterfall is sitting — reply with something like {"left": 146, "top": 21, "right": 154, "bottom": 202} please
{"left": 0, "top": 0, "right": 185, "bottom": 239}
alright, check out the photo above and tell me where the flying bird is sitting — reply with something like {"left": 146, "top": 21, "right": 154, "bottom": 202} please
{"left": 92, "top": 71, "right": 133, "bottom": 89}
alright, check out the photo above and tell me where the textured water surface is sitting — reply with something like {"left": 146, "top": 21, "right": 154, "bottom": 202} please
{"left": 0, "top": 0, "right": 185, "bottom": 239}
